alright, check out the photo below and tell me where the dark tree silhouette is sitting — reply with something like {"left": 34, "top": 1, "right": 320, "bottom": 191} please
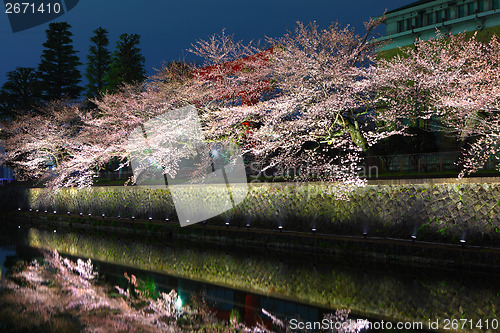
{"left": 0, "top": 67, "right": 41, "bottom": 118}
{"left": 85, "top": 27, "right": 111, "bottom": 99}
{"left": 38, "top": 22, "right": 82, "bottom": 100}
{"left": 104, "top": 33, "right": 146, "bottom": 92}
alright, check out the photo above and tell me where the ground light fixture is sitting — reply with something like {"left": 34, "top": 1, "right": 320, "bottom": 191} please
{"left": 278, "top": 225, "right": 283, "bottom": 232}
{"left": 148, "top": 217, "right": 152, "bottom": 221}
{"left": 17, "top": 207, "right": 21, "bottom": 211}
{"left": 311, "top": 228, "right": 317, "bottom": 233}
{"left": 411, "top": 235, "right": 417, "bottom": 243}
{"left": 225, "top": 222, "right": 229, "bottom": 228}
{"left": 53, "top": 210, "right": 57, "bottom": 214}
{"left": 246, "top": 223, "right": 250, "bottom": 229}
{"left": 102, "top": 213, "right": 106, "bottom": 218}
{"left": 460, "top": 239, "right": 466, "bottom": 248}
{"left": 164, "top": 218, "right": 169, "bottom": 222}
{"left": 67, "top": 211, "right": 70, "bottom": 216}
{"left": 363, "top": 232, "right": 368, "bottom": 239}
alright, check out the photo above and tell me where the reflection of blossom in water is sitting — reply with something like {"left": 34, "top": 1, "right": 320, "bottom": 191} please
{"left": 2, "top": 249, "right": 278, "bottom": 332}
{"left": 323, "top": 310, "right": 368, "bottom": 333}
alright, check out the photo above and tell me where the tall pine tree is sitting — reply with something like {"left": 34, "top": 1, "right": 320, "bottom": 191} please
{"left": 38, "top": 22, "right": 82, "bottom": 100}
{"left": 104, "top": 33, "right": 146, "bottom": 92}
{"left": 85, "top": 27, "right": 111, "bottom": 99}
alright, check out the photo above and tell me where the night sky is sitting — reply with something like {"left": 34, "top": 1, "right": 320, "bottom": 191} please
{"left": 0, "top": 1, "right": 415, "bottom": 87}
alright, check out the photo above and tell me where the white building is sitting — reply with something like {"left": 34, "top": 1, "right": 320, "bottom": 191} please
{"left": 376, "top": 0, "right": 500, "bottom": 51}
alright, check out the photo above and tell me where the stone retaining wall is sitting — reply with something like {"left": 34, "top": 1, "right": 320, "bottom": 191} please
{"left": 22, "top": 179, "right": 500, "bottom": 245}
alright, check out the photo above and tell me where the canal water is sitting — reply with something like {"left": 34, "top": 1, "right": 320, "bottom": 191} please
{"left": 1, "top": 221, "right": 498, "bottom": 332}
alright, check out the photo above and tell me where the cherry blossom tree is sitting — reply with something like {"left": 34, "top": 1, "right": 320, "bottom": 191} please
{"left": 373, "top": 32, "right": 500, "bottom": 177}
{"left": 0, "top": 100, "right": 98, "bottom": 188}
{"left": 4, "top": 18, "right": 500, "bottom": 195}
{"left": 3, "top": 20, "right": 394, "bottom": 193}
{"left": 0, "top": 59, "right": 212, "bottom": 189}
{"left": 188, "top": 30, "right": 272, "bottom": 108}
{"left": 196, "top": 20, "right": 391, "bottom": 190}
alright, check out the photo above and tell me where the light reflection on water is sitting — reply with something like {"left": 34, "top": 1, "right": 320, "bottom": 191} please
{"left": 25, "top": 227, "right": 500, "bottom": 331}
{"left": 2, "top": 220, "right": 500, "bottom": 332}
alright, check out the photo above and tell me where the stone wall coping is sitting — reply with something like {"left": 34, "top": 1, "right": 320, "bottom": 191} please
{"left": 91, "top": 177, "right": 500, "bottom": 188}
{"left": 366, "top": 176, "right": 500, "bottom": 185}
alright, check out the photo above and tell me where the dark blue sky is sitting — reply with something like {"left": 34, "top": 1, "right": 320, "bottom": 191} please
{"left": 0, "top": 1, "right": 415, "bottom": 86}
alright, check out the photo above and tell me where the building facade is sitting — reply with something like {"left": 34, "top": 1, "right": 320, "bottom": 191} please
{"left": 376, "top": 0, "right": 500, "bottom": 51}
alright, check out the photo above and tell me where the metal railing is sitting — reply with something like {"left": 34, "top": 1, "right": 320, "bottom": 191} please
{"left": 365, "top": 151, "right": 498, "bottom": 174}
{"left": 0, "top": 165, "right": 15, "bottom": 185}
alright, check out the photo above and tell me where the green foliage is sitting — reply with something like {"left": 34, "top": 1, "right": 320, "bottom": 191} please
{"left": 136, "top": 276, "right": 160, "bottom": 300}
{"left": 229, "top": 309, "right": 241, "bottom": 323}
{"left": 104, "top": 33, "right": 146, "bottom": 93}
{"left": 376, "top": 46, "right": 410, "bottom": 60}
{"left": 38, "top": 22, "right": 82, "bottom": 100}
{"left": 85, "top": 27, "right": 111, "bottom": 99}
